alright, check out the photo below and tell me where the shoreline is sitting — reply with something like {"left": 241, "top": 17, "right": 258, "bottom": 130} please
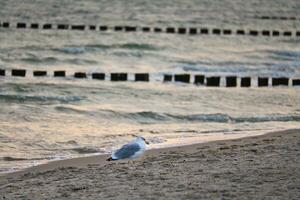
{"left": 0, "top": 129, "right": 296, "bottom": 177}
{"left": 0, "top": 129, "right": 276, "bottom": 178}
{"left": 1, "top": 129, "right": 299, "bottom": 199}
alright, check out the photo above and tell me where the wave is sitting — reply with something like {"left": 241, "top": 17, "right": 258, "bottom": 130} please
{"left": 20, "top": 57, "right": 58, "bottom": 64}
{"left": 1, "top": 147, "right": 103, "bottom": 163}
{"left": 136, "top": 112, "right": 299, "bottom": 124}
{"left": 119, "top": 111, "right": 300, "bottom": 123}
{"left": 167, "top": 113, "right": 300, "bottom": 123}
{"left": 179, "top": 62, "right": 300, "bottom": 76}
{"left": 55, "top": 108, "right": 171, "bottom": 124}
{"left": 19, "top": 56, "right": 98, "bottom": 65}
{"left": 112, "top": 51, "right": 143, "bottom": 58}
{"left": 52, "top": 43, "right": 159, "bottom": 54}
{"left": 1, "top": 156, "right": 49, "bottom": 162}
{"left": 118, "top": 43, "right": 158, "bottom": 50}
{"left": 55, "top": 106, "right": 89, "bottom": 114}
{"left": 54, "top": 107, "right": 300, "bottom": 124}
{"left": 269, "top": 50, "right": 300, "bottom": 61}
{"left": 0, "top": 94, "right": 84, "bottom": 103}
{"left": 234, "top": 115, "right": 300, "bottom": 123}
{"left": 126, "top": 111, "right": 170, "bottom": 123}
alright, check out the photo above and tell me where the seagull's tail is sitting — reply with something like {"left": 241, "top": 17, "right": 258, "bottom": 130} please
{"left": 106, "top": 157, "right": 116, "bottom": 161}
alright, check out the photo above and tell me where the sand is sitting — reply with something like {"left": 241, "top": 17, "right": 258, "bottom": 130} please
{"left": 0, "top": 129, "right": 299, "bottom": 199}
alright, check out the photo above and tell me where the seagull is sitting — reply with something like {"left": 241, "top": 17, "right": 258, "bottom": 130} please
{"left": 107, "top": 136, "right": 149, "bottom": 161}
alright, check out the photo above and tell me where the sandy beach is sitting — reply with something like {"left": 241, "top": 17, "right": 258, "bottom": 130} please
{"left": 0, "top": 129, "right": 299, "bottom": 199}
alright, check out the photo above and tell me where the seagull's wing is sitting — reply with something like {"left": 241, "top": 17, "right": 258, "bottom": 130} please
{"left": 113, "top": 143, "right": 141, "bottom": 159}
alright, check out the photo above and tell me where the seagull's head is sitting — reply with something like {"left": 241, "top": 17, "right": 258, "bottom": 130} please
{"left": 136, "top": 136, "right": 150, "bottom": 145}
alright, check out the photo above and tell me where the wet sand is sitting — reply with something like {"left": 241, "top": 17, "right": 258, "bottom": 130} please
{"left": 0, "top": 129, "right": 299, "bottom": 199}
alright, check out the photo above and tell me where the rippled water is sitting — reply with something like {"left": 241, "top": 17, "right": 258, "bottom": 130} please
{"left": 0, "top": 0, "right": 300, "bottom": 173}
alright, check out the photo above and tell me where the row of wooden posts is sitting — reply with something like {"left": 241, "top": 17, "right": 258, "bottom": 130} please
{"left": 1, "top": 69, "right": 299, "bottom": 87}
{"left": 1, "top": 22, "right": 300, "bottom": 37}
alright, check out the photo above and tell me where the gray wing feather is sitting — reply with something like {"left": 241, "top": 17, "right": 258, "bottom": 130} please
{"left": 114, "top": 143, "right": 141, "bottom": 159}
